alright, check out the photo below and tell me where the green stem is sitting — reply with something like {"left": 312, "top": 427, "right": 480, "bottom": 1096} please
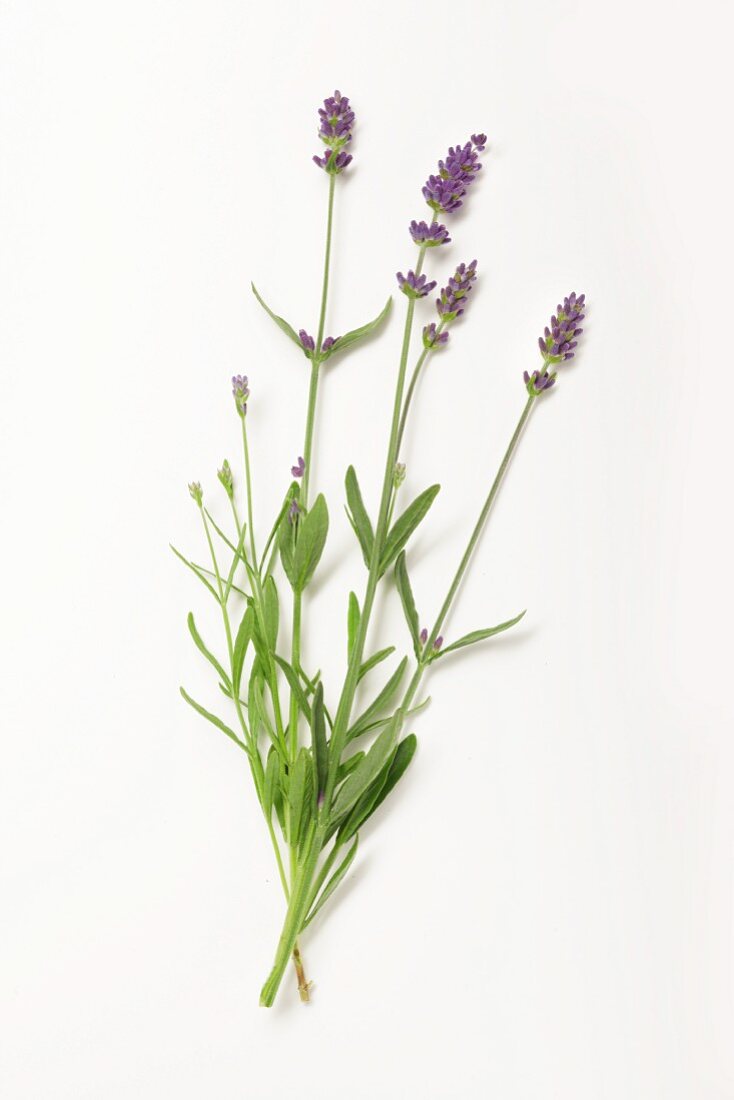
{"left": 395, "top": 318, "right": 446, "bottom": 454}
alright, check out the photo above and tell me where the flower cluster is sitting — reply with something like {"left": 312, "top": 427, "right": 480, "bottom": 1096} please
{"left": 232, "top": 375, "right": 250, "bottom": 416}
{"left": 538, "top": 292, "right": 586, "bottom": 364}
{"left": 436, "top": 260, "right": 478, "bottom": 322}
{"left": 217, "top": 459, "right": 234, "bottom": 499}
{"left": 188, "top": 481, "right": 203, "bottom": 505}
{"left": 409, "top": 220, "right": 451, "bottom": 248}
{"left": 419, "top": 628, "right": 443, "bottom": 651}
{"left": 396, "top": 270, "right": 437, "bottom": 299}
{"left": 524, "top": 369, "right": 557, "bottom": 397}
{"left": 422, "top": 322, "right": 449, "bottom": 350}
{"left": 299, "top": 330, "right": 316, "bottom": 358}
{"left": 421, "top": 134, "right": 487, "bottom": 217}
{"left": 313, "top": 90, "right": 354, "bottom": 174}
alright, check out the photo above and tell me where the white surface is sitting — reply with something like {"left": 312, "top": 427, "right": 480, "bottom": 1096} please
{"left": 1, "top": 1, "right": 733, "bottom": 1097}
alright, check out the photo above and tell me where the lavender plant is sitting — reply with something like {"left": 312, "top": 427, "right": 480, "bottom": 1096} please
{"left": 174, "top": 91, "right": 587, "bottom": 1007}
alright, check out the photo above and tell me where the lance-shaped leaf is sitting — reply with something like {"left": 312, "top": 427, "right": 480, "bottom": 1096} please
{"left": 347, "top": 591, "right": 360, "bottom": 658}
{"left": 321, "top": 296, "right": 392, "bottom": 362}
{"left": 170, "top": 545, "right": 218, "bottom": 600}
{"left": 432, "top": 610, "right": 527, "bottom": 661}
{"left": 251, "top": 282, "right": 302, "bottom": 349}
{"left": 330, "top": 722, "right": 398, "bottom": 821}
{"left": 179, "top": 686, "right": 247, "bottom": 753}
{"left": 263, "top": 745, "right": 280, "bottom": 818}
{"left": 347, "top": 656, "right": 408, "bottom": 742}
{"left": 303, "top": 836, "right": 359, "bottom": 929}
{"left": 288, "top": 748, "right": 310, "bottom": 848}
{"left": 262, "top": 575, "right": 279, "bottom": 650}
{"left": 345, "top": 466, "right": 374, "bottom": 568}
{"left": 187, "top": 612, "right": 231, "bottom": 689}
{"left": 292, "top": 494, "right": 329, "bottom": 592}
{"left": 394, "top": 551, "right": 421, "bottom": 657}
{"left": 277, "top": 484, "right": 300, "bottom": 587}
{"left": 274, "top": 655, "right": 312, "bottom": 723}
{"left": 232, "top": 604, "right": 255, "bottom": 695}
{"left": 310, "top": 683, "right": 328, "bottom": 805}
{"left": 357, "top": 646, "right": 395, "bottom": 683}
{"left": 336, "top": 750, "right": 364, "bottom": 783}
{"left": 338, "top": 734, "right": 417, "bottom": 842}
{"left": 379, "top": 485, "right": 440, "bottom": 576}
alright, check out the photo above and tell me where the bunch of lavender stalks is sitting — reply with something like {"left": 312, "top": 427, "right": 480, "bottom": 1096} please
{"left": 175, "top": 91, "right": 587, "bottom": 1008}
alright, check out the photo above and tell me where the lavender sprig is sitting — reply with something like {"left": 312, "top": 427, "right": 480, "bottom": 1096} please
{"left": 313, "top": 90, "right": 354, "bottom": 174}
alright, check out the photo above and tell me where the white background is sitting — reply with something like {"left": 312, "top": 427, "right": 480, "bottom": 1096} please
{"left": 1, "top": 1, "right": 733, "bottom": 1096}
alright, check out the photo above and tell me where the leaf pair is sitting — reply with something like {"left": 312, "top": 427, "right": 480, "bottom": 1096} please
{"left": 278, "top": 489, "right": 329, "bottom": 593}
{"left": 345, "top": 466, "right": 439, "bottom": 577}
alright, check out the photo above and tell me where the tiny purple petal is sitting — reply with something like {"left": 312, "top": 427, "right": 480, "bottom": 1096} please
{"left": 291, "top": 456, "right": 305, "bottom": 478}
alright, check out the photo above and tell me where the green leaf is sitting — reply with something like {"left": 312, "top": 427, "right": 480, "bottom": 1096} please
{"left": 223, "top": 522, "right": 248, "bottom": 603}
{"left": 179, "top": 686, "right": 247, "bottom": 753}
{"left": 347, "top": 591, "right": 361, "bottom": 659}
{"left": 433, "top": 611, "right": 527, "bottom": 660}
{"left": 292, "top": 494, "right": 329, "bottom": 592}
{"left": 288, "top": 747, "right": 310, "bottom": 848}
{"left": 187, "top": 612, "right": 231, "bottom": 689}
{"left": 339, "top": 734, "right": 417, "bottom": 842}
{"left": 357, "top": 646, "right": 396, "bottom": 683}
{"left": 251, "top": 282, "right": 302, "bottom": 349}
{"left": 274, "top": 655, "right": 312, "bottom": 724}
{"left": 322, "top": 296, "right": 392, "bottom": 361}
{"left": 259, "top": 493, "right": 292, "bottom": 576}
{"left": 170, "top": 544, "right": 218, "bottom": 600}
{"left": 250, "top": 671, "right": 284, "bottom": 758}
{"left": 204, "top": 509, "right": 240, "bottom": 558}
{"left": 345, "top": 466, "right": 374, "bottom": 568}
{"left": 232, "top": 604, "right": 255, "bottom": 696}
{"left": 262, "top": 575, "right": 279, "bottom": 650}
{"left": 264, "top": 746, "right": 279, "bottom": 817}
{"left": 347, "top": 656, "right": 408, "bottom": 742}
{"left": 277, "top": 484, "right": 300, "bottom": 587}
{"left": 303, "top": 836, "right": 359, "bottom": 928}
{"left": 379, "top": 485, "right": 440, "bottom": 576}
{"left": 337, "top": 751, "right": 365, "bottom": 782}
{"left": 310, "top": 683, "right": 328, "bottom": 803}
{"left": 331, "top": 722, "right": 398, "bottom": 821}
{"left": 394, "top": 551, "right": 421, "bottom": 658}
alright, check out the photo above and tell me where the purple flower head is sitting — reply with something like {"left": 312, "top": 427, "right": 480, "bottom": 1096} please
{"left": 231, "top": 374, "right": 250, "bottom": 416}
{"left": 291, "top": 456, "right": 306, "bottom": 479}
{"left": 409, "top": 220, "right": 451, "bottom": 247}
{"left": 314, "top": 90, "right": 354, "bottom": 174}
{"left": 299, "top": 330, "right": 316, "bottom": 358}
{"left": 433, "top": 636, "right": 443, "bottom": 651}
{"left": 524, "top": 368, "right": 557, "bottom": 397}
{"left": 397, "top": 270, "right": 437, "bottom": 299}
{"left": 538, "top": 292, "right": 586, "bottom": 364}
{"left": 423, "top": 322, "right": 449, "bottom": 350}
{"left": 436, "top": 260, "right": 478, "bottom": 321}
{"left": 419, "top": 628, "right": 428, "bottom": 645}
{"left": 422, "top": 134, "right": 486, "bottom": 216}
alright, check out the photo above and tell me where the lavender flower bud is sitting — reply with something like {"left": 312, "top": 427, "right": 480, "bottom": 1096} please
{"left": 419, "top": 628, "right": 428, "bottom": 645}
{"left": 538, "top": 292, "right": 586, "bottom": 364}
{"left": 314, "top": 90, "right": 355, "bottom": 174}
{"left": 433, "top": 636, "right": 443, "bottom": 651}
{"left": 321, "top": 336, "right": 337, "bottom": 352}
{"left": 188, "top": 481, "right": 203, "bottom": 506}
{"left": 423, "top": 322, "right": 449, "bottom": 350}
{"left": 217, "top": 459, "right": 234, "bottom": 498}
{"left": 393, "top": 462, "right": 406, "bottom": 488}
{"left": 299, "top": 330, "right": 316, "bottom": 359}
{"left": 288, "top": 498, "right": 302, "bottom": 525}
{"left": 232, "top": 375, "right": 250, "bottom": 416}
{"left": 291, "top": 456, "right": 306, "bottom": 479}
{"left": 396, "top": 270, "right": 437, "bottom": 299}
{"left": 409, "top": 220, "right": 451, "bottom": 247}
{"left": 523, "top": 369, "right": 556, "bottom": 397}
{"left": 421, "top": 134, "right": 486, "bottom": 216}
{"left": 436, "top": 260, "right": 478, "bottom": 321}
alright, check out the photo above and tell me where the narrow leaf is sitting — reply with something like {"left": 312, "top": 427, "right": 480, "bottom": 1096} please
{"left": 251, "top": 282, "right": 302, "bottom": 348}
{"left": 331, "top": 723, "right": 398, "bottom": 820}
{"left": 347, "top": 656, "right": 408, "bottom": 742}
{"left": 345, "top": 466, "right": 374, "bottom": 567}
{"left": 310, "top": 683, "right": 328, "bottom": 803}
{"left": 277, "top": 484, "right": 300, "bottom": 587}
{"left": 232, "top": 604, "right": 255, "bottom": 695}
{"left": 380, "top": 485, "right": 440, "bottom": 576}
{"left": 262, "top": 575, "right": 279, "bottom": 651}
{"left": 347, "top": 591, "right": 361, "bottom": 659}
{"left": 273, "top": 655, "right": 312, "bottom": 723}
{"left": 187, "top": 612, "right": 231, "bottom": 688}
{"left": 264, "top": 746, "right": 279, "bottom": 817}
{"left": 339, "top": 734, "right": 418, "bottom": 841}
{"left": 323, "top": 296, "right": 392, "bottom": 359}
{"left": 357, "top": 646, "right": 396, "bottom": 683}
{"left": 170, "top": 544, "right": 218, "bottom": 600}
{"left": 303, "top": 837, "right": 359, "bottom": 928}
{"left": 434, "top": 611, "right": 527, "bottom": 660}
{"left": 394, "top": 551, "right": 421, "bottom": 657}
{"left": 288, "top": 747, "right": 310, "bottom": 848}
{"left": 293, "top": 494, "right": 329, "bottom": 592}
{"left": 179, "top": 687, "right": 247, "bottom": 753}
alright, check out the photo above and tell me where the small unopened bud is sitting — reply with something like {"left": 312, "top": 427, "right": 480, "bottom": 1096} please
{"left": 291, "top": 456, "right": 306, "bottom": 479}
{"left": 232, "top": 375, "right": 250, "bottom": 416}
{"left": 217, "top": 459, "right": 234, "bottom": 498}
{"left": 393, "top": 462, "right": 406, "bottom": 488}
{"left": 419, "top": 628, "right": 428, "bottom": 645}
{"left": 188, "top": 481, "right": 203, "bottom": 506}
{"left": 433, "top": 636, "right": 443, "bottom": 651}
{"left": 299, "top": 330, "right": 316, "bottom": 358}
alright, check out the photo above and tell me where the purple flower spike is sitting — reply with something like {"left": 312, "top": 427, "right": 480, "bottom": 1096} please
{"left": 538, "top": 292, "right": 586, "bottom": 365}
{"left": 291, "top": 456, "right": 306, "bottom": 479}
{"left": 433, "top": 636, "right": 443, "bottom": 651}
{"left": 232, "top": 374, "right": 250, "bottom": 416}
{"left": 421, "top": 134, "right": 487, "bottom": 216}
{"left": 299, "top": 330, "right": 316, "bottom": 358}
{"left": 397, "top": 270, "right": 437, "bottom": 299}
{"left": 436, "top": 260, "right": 478, "bottom": 321}
{"left": 409, "top": 220, "right": 451, "bottom": 247}
{"left": 423, "top": 323, "right": 449, "bottom": 350}
{"left": 314, "top": 90, "right": 355, "bottom": 174}
{"left": 419, "top": 628, "right": 428, "bottom": 645}
{"left": 524, "top": 368, "right": 557, "bottom": 397}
